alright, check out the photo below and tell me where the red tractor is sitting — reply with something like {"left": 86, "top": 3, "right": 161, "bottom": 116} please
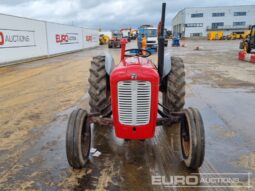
{"left": 108, "top": 31, "right": 123, "bottom": 48}
{"left": 66, "top": 3, "right": 205, "bottom": 170}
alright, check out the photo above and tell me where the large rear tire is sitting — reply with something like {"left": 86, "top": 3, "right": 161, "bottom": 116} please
{"left": 88, "top": 56, "right": 111, "bottom": 115}
{"left": 180, "top": 108, "right": 205, "bottom": 169}
{"left": 66, "top": 109, "right": 91, "bottom": 169}
{"left": 163, "top": 57, "right": 185, "bottom": 112}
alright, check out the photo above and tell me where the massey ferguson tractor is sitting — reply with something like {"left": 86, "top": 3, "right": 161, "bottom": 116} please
{"left": 66, "top": 3, "right": 205, "bottom": 170}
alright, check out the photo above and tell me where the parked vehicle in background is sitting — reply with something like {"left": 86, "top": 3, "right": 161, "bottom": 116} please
{"left": 108, "top": 31, "right": 123, "bottom": 48}
{"left": 137, "top": 25, "right": 158, "bottom": 49}
{"left": 99, "top": 34, "right": 109, "bottom": 45}
{"left": 120, "top": 29, "right": 131, "bottom": 42}
{"left": 240, "top": 25, "right": 255, "bottom": 53}
{"left": 227, "top": 32, "right": 242, "bottom": 40}
{"left": 241, "top": 30, "right": 251, "bottom": 39}
{"left": 99, "top": 31, "right": 112, "bottom": 39}
{"left": 207, "top": 31, "right": 224, "bottom": 40}
{"left": 130, "top": 29, "right": 138, "bottom": 40}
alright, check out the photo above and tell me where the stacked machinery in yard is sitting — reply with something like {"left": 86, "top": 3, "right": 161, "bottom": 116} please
{"left": 207, "top": 31, "right": 224, "bottom": 40}
{"left": 208, "top": 31, "right": 250, "bottom": 41}
{"left": 240, "top": 25, "right": 255, "bottom": 53}
{"left": 66, "top": 3, "right": 205, "bottom": 170}
{"left": 108, "top": 31, "right": 123, "bottom": 48}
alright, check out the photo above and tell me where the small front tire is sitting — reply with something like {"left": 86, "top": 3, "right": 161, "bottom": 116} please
{"left": 66, "top": 109, "right": 91, "bottom": 169}
{"left": 180, "top": 108, "right": 205, "bottom": 169}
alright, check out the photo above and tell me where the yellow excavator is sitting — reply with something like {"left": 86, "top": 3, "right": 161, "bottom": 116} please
{"left": 241, "top": 30, "right": 251, "bottom": 39}
{"left": 227, "top": 32, "right": 244, "bottom": 40}
{"left": 240, "top": 25, "right": 255, "bottom": 53}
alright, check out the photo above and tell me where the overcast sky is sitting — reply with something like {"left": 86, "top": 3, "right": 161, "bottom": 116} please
{"left": 0, "top": 0, "right": 254, "bottom": 30}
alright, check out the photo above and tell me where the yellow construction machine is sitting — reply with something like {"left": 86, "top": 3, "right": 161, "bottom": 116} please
{"left": 239, "top": 25, "right": 255, "bottom": 53}
{"left": 241, "top": 30, "right": 251, "bottom": 39}
{"left": 99, "top": 34, "right": 110, "bottom": 45}
{"left": 207, "top": 31, "right": 224, "bottom": 40}
{"left": 227, "top": 32, "right": 243, "bottom": 40}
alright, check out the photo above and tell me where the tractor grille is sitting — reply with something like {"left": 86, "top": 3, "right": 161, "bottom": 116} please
{"left": 117, "top": 81, "right": 151, "bottom": 126}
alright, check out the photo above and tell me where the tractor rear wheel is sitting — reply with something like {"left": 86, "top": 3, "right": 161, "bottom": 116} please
{"left": 88, "top": 56, "right": 111, "bottom": 116}
{"left": 180, "top": 107, "right": 205, "bottom": 169}
{"left": 163, "top": 57, "right": 185, "bottom": 113}
{"left": 66, "top": 109, "right": 91, "bottom": 169}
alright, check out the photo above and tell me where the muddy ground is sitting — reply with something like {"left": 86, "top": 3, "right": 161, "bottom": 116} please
{"left": 0, "top": 40, "right": 254, "bottom": 191}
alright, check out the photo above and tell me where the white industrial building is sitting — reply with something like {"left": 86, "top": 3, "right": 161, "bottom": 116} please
{"left": 172, "top": 5, "right": 255, "bottom": 37}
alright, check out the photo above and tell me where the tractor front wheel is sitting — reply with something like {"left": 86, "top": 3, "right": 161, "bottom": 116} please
{"left": 180, "top": 107, "right": 205, "bottom": 169}
{"left": 66, "top": 109, "right": 91, "bottom": 169}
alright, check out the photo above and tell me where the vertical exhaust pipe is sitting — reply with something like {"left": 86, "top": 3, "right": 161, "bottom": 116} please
{"left": 158, "top": 3, "right": 166, "bottom": 82}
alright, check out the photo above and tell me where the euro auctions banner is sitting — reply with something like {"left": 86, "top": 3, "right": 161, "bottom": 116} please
{"left": 0, "top": 14, "right": 48, "bottom": 64}
{"left": 0, "top": 29, "right": 35, "bottom": 48}
{"left": 0, "top": 14, "right": 99, "bottom": 65}
{"left": 82, "top": 29, "right": 99, "bottom": 49}
{"left": 46, "top": 22, "right": 83, "bottom": 55}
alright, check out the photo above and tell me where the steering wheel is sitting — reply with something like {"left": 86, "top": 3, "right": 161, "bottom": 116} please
{"left": 124, "top": 49, "right": 152, "bottom": 58}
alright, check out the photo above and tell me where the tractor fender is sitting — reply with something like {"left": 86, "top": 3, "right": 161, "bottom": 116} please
{"left": 162, "top": 53, "right": 171, "bottom": 79}
{"left": 104, "top": 52, "right": 115, "bottom": 75}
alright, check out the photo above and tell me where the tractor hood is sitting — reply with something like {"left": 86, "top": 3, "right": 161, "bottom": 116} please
{"left": 111, "top": 57, "right": 159, "bottom": 80}
{"left": 110, "top": 56, "right": 160, "bottom": 139}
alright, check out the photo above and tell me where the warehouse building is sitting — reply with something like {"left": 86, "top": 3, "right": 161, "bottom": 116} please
{"left": 172, "top": 5, "right": 255, "bottom": 37}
